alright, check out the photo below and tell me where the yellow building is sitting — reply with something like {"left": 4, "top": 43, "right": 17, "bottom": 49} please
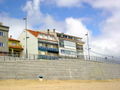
{"left": 8, "top": 37, "right": 23, "bottom": 56}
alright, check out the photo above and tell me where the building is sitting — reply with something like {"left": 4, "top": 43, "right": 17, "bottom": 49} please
{"left": 19, "top": 29, "right": 84, "bottom": 59}
{"left": 18, "top": 29, "right": 59, "bottom": 59}
{"left": 0, "top": 23, "right": 9, "bottom": 55}
{"left": 57, "top": 32, "right": 84, "bottom": 58}
{"left": 8, "top": 37, "right": 23, "bottom": 57}
{"left": 43, "top": 29, "right": 84, "bottom": 58}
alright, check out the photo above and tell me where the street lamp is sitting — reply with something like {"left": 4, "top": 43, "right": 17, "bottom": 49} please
{"left": 23, "top": 17, "right": 28, "bottom": 58}
{"left": 85, "top": 32, "right": 91, "bottom": 60}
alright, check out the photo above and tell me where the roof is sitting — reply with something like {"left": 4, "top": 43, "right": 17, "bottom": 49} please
{"left": 9, "top": 38, "right": 20, "bottom": 42}
{"left": 9, "top": 46, "right": 23, "bottom": 50}
{"left": 27, "top": 29, "right": 55, "bottom": 37}
{"left": 27, "top": 30, "right": 40, "bottom": 37}
{"left": 0, "top": 24, "right": 9, "bottom": 28}
{"left": 57, "top": 32, "right": 82, "bottom": 39}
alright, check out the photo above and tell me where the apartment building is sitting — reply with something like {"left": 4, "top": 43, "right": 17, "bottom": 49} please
{"left": 8, "top": 37, "right": 23, "bottom": 57}
{"left": 57, "top": 32, "right": 84, "bottom": 58}
{"left": 19, "top": 29, "right": 84, "bottom": 59}
{"left": 0, "top": 23, "right": 9, "bottom": 55}
{"left": 18, "top": 29, "right": 59, "bottom": 59}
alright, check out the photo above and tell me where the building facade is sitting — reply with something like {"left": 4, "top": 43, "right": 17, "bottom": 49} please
{"left": 18, "top": 30, "right": 59, "bottom": 59}
{"left": 19, "top": 29, "right": 84, "bottom": 59}
{"left": 0, "top": 23, "right": 9, "bottom": 55}
{"left": 8, "top": 37, "right": 23, "bottom": 57}
{"left": 43, "top": 29, "right": 84, "bottom": 58}
{"left": 57, "top": 33, "right": 84, "bottom": 58}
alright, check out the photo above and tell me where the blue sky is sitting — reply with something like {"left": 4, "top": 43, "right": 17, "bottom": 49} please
{"left": 0, "top": 0, "right": 120, "bottom": 56}
{"left": 0, "top": 0, "right": 26, "bottom": 18}
{"left": 0, "top": 0, "right": 107, "bottom": 36}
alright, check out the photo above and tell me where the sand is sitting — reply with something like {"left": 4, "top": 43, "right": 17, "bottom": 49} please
{"left": 0, "top": 79, "right": 120, "bottom": 90}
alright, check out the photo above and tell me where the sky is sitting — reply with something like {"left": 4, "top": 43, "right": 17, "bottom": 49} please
{"left": 0, "top": 0, "right": 120, "bottom": 57}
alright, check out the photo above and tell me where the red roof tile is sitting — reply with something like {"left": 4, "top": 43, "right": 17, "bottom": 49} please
{"left": 9, "top": 46, "right": 23, "bottom": 50}
{"left": 27, "top": 30, "right": 40, "bottom": 37}
{"left": 27, "top": 29, "right": 55, "bottom": 37}
{"left": 9, "top": 38, "right": 20, "bottom": 42}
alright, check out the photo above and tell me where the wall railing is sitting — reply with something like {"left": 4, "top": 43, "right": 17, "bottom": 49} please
{"left": 0, "top": 54, "right": 120, "bottom": 64}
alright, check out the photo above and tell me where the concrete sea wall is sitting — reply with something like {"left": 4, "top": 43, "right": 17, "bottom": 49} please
{"left": 0, "top": 59, "right": 120, "bottom": 80}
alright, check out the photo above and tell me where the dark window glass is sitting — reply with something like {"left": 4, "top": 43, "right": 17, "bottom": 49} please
{"left": 0, "top": 42, "right": 4, "bottom": 47}
{"left": 0, "top": 32, "right": 4, "bottom": 36}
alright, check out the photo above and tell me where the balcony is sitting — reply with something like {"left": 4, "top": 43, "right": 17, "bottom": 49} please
{"left": 38, "top": 39, "right": 58, "bottom": 45}
{"left": 38, "top": 46, "right": 59, "bottom": 53}
{"left": 38, "top": 55, "right": 59, "bottom": 60}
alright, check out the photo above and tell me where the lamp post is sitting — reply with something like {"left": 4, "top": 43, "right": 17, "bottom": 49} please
{"left": 85, "top": 32, "right": 91, "bottom": 60}
{"left": 23, "top": 17, "right": 28, "bottom": 58}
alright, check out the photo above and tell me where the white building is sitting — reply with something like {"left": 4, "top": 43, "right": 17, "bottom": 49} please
{"left": 18, "top": 29, "right": 59, "bottom": 59}
{"left": 57, "top": 32, "right": 84, "bottom": 58}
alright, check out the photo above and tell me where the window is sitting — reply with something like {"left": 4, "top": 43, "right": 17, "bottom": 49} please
{"left": 0, "top": 42, "right": 4, "bottom": 47}
{"left": 59, "top": 40, "right": 64, "bottom": 47}
{"left": 61, "top": 49, "right": 76, "bottom": 55}
{"left": 64, "top": 40, "right": 76, "bottom": 49}
{"left": 49, "top": 36, "right": 54, "bottom": 40}
{"left": 48, "top": 44, "right": 53, "bottom": 48}
{"left": 0, "top": 32, "right": 4, "bottom": 36}
{"left": 51, "top": 36, "right": 55, "bottom": 40}
{"left": 61, "top": 50, "right": 65, "bottom": 54}
{"left": 68, "top": 36, "right": 73, "bottom": 39}
{"left": 44, "top": 35, "right": 47, "bottom": 39}
{"left": 39, "top": 51, "right": 46, "bottom": 55}
{"left": 77, "top": 45, "right": 83, "bottom": 50}
{"left": 48, "top": 36, "right": 51, "bottom": 40}
{"left": 63, "top": 35, "right": 67, "bottom": 38}
{"left": 39, "top": 34, "right": 43, "bottom": 38}
{"left": 39, "top": 43, "right": 43, "bottom": 46}
{"left": 57, "top": 34, "right": 61, "bottom": 37}
{"left": 12, "top": 43, "right": 16, "bottom": 46}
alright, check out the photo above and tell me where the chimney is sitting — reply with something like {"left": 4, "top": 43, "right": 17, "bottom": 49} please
{"left": 10, "top": 35, "right": 12, "bottom": 38}
{"left": 0, "top": 22, "right": 3, "bottom": 25}
{"left": 53, "top": 29, "right": 56, "bottom": 33}
{"left": 47, "top": 29, "right": 50, "bottom": 34}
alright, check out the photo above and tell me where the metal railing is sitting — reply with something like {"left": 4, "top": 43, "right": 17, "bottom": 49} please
{"left": 0, "top": 54, "right": 120, "bottom": 64}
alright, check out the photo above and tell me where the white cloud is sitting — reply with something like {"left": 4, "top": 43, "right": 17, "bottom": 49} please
{"left": 42, "top": 15, "right": 66, "bottom": 32}
{"left": 0, "top": 0, "right": 66, "bottom": 39}
{"left": 23, "top": 0, "right": 42, "bottom": 25}
{"left": 45, "top": 0, "right": 120, "bottom": 9}
{"left": 53, "top": 0, "right": 82, "bottom": 7}
{"left": 22, "top": 0, "right": 66, "bottom": 32}
{"left": 86, "top": 0, "right": 120, "bottom": 10}
{"left": 46, "top": 0, "right": 120, "bottom": 56}
{"left": 65, "top": 17, "right": 90, "bottom": 55}
{"left": 44, "top": 0, "right": 86, "bottom": 7}
{"left": 91, "top": 11, "right": 120, "bottom": 56}
{"left": 87, "top": 0, "right": 120, "bottom": 56}
{"left": 65, "top": 18, "right": 88, "bottom": 37}
{"left": 0, "top": 13, "right": 26, "bottom": 38}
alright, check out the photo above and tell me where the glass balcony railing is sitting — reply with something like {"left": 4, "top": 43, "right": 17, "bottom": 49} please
{"left": 38, "top": 55, "right": 59, "bottom": 60}
{"left": 38, "top": 46, "right": 59, "bottom": 53}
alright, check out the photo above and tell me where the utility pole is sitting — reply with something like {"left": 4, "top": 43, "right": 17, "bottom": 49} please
{"left": 85, "top": 32, "right": 91, "bottom": 60}
{"left": 23, "top": 17, "right": 28, "bottom": 58}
